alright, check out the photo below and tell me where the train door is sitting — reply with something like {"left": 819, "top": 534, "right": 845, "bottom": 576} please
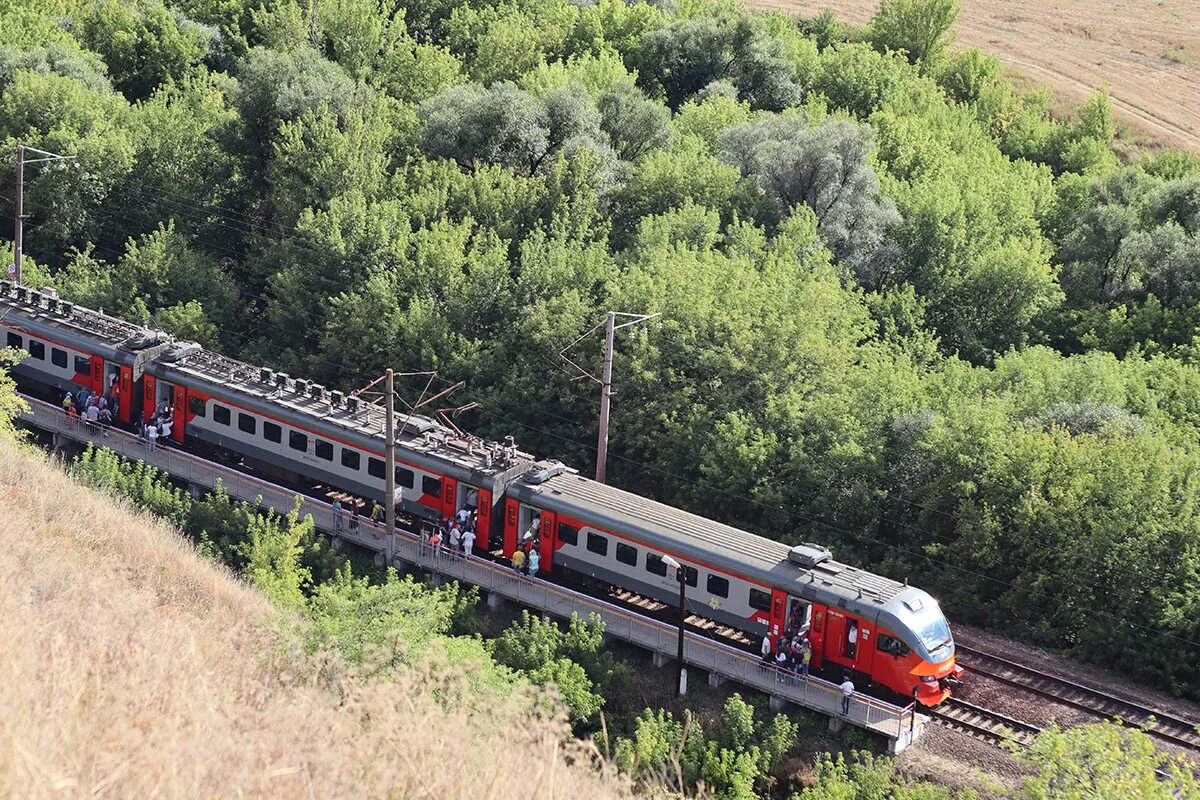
{"left": 537, "top": 511, "right": 556, "bottom": 573}
{"left": 476, "top": 488, "right": 492, "bottom": 543}
{"left": 143, "top": 376, "right": 157, "bottom": 423}
{"left": 823, "top": 609, "right": 851, "bottom": 669}
{"left": 809, "top": 606, "right": 826, "bottom": 668}
{"left": 503, "top": 497, "right": 519, "bottom": 556}
{"left": 171, "top": 385, "right": 186, "bottom": 441}
{"left": 856, "top": 620, "right": 876, "bottom": 677}
{"left": 440, "top": 476, "right": 457, "bottom": 519}
{"left": 786, "top": 596, "right": 812, "bottom": 637}
{"left": 117, "top": 365, "right": 133, "bottom": 424}
{"left": 769, "top": 589, "right": 787, "bottom": 640}
{"left": 89, "top": 356, "right": 103, "bottom": 395}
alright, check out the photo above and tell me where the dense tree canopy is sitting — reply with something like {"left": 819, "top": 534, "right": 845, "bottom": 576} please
{"left": 4, "top": 0, "right": 1200, "bottom": 702}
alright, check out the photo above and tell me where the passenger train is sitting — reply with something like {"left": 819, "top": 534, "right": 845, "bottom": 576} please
{"left": 0, "top": 282, "right": 963, "bottom": 704}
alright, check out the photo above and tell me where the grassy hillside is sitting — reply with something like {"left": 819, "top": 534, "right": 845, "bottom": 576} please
{"left": 0, "top": 437, "right": 632, "bottom": 799}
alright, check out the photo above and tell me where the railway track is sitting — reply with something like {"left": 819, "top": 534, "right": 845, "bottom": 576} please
{"left": 928, "top": 697, "right": 1042, "bottom": 747}
{"left": 956, "top": 644, "right": 1200, "bottom": 753}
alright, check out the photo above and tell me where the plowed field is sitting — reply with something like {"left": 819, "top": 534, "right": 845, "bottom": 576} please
{"left": 746, "top": 0, "right": 1200, "bottom": 151}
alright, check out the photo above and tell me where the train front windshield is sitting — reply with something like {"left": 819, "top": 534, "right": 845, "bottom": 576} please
{"left": 917, "top": 615, "right": 953, "bottom": 658}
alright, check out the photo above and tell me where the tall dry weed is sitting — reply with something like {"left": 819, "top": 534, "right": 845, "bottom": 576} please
{"left": 0, "top": 439, "right": 637, "bottom": 799}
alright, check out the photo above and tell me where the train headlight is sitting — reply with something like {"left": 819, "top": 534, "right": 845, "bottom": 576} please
{"left": 919, "top": 675, "right": 938, "bottom": 683}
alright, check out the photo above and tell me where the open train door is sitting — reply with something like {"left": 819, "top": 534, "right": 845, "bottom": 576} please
{"left": 822, "top": 609, "right": 856, "bottom": 672}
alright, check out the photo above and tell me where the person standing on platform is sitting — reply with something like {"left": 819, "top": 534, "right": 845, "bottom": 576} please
{"left": 840, "top": 676, "right": 855, "bottom": 716}
{"left": 462, "top": 527, "right": 476, "bottom": 555}
{"left": 527, "top": 548, "right": 540, "bottom": 577}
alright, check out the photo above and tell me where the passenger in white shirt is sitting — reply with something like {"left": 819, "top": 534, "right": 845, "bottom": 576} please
{"left": 462, "top": 528, "right": 476, "bottom": 555}
{"left": 840, "top": 677, "right": 855, "bottom": 716}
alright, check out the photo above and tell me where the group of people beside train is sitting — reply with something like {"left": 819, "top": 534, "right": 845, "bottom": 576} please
{"left": 510, "top": 514, "right": 541, "bottom": 577}
{"left": 61, "top": 376, "right": 121, "bottom": 431}
{"left": 761, "top": 629, "right": 813, "bottom": 685}
{"left": 137, "top": 399, "right": 174, "bottom": 450}
{"left": 426, "top": 505, "right": 480, "bottom": 556}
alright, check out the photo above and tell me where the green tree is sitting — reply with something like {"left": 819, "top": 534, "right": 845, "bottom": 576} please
{"left": 1016, "top": 722, "right": 1200, "bottom": 799}
{"left": 869, "top": 0, "right": 959, "bottom": 69}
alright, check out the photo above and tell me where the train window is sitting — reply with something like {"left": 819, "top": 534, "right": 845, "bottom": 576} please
{"left": 646, "top": 553, "right": 668, "bottom": 576}
{"left": 6, "top": 332, "right": 21, "bottom": 349}
{"left": 558, "top": 523, "right": 578, "bottom": 546}
{"left": 52, "top": 348, "right": 67, "bottom": 368}
{"left": 682, "top": 565, "right": 698, "bottom": 587}
{"left": 315, "top": 439, "right": 333, "bottom": 461}
{"left": 289, "top": 431, "right": 307, "bottom": 452}
{"left": 707, "top": 575, "right": 729, "bottom": 598}
{"left": 368, "top": 458, "right": 384, "bottom": 479}
{"left": 877, "top": 634, "right": 910, "bottom": 657}
{"left": 396, "top": 467, "right": 414, "bottom": 488}
{"left": 749, "top": 588, "right": 771, "bottom": 612}
{"left": 28, "top": 340, "right": 44, "bottom": 360}
{"left": 341, "top": 449, "right": 361, "bottom": 470}
{"left": 238, "top": 413, "right": 256, "bottom": 434}
{"left": 213, "top": 405, "right": 231, "bottom": 426}
{"left": 586, "top": 532, "right": 608, "bottom": 556}
{"left": 74, "top": 356, "right": 91, "bottom": 376}
{"left": 422, "top": 476, "right": 441, "bottom": 498}
{"left": 616, "top": 542, "right": 638, "bottom": 566}
{"left": 263, "top": 421, "right": 281, "bottom": 443}
{"left": 188, "top": 396, "right": 207, "bottom": 417}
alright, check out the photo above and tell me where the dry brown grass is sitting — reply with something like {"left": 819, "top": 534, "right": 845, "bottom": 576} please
{"left": 0, "top": 437, "right": 636, "bottom": 800}
{"left": 746, "top": 0, "right": 1200, "bottom": 151}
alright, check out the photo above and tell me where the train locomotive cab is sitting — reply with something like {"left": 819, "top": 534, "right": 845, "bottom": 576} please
{"left": 876, "top": 588, "right": 962, "bottom": 705}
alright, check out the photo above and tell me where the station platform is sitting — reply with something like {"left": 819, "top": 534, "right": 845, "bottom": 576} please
{"left": 18, "top": 395, "right": 926, "bottom": 753}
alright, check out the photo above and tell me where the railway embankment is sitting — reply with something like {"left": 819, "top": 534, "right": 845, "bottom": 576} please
{"left": 0, "top": 436, "right": 634, "bottom": 799}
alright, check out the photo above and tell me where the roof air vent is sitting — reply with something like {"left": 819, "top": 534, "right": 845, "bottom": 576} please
{"left": 346, "top": 395, "right": 359, "bottom": 413}
{"left": 259, "top": 367, "right": 275, "bottom": 384}
{"left": 61, "top": 301, "right": 74, "bottom": 316}
{"left": 330, "top": 390, "right": 344, "bottom": 407}
{"left": 160, "top": 342, "right": 200, "bottom": 363}
{"left": 788, "top": 543, "right": 833, "bottom": 569}
{"left": 294, "top": 378, "right": 310, "bottom": 395}
{"left": 310, "top": 384, "right": 324, "bottom": 401}
{"left": 275, "top": 372, "right": 290, "bottom": 390}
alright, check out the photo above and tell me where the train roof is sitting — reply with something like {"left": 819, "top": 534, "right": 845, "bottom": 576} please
{"left": 513, "top": 465, "right": 913, "bottom": 619}
{"left": 0, "top": 283, "right": 536, "bottom": 485}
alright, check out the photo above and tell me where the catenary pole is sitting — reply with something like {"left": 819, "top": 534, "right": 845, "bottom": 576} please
{"left": 676, "top": 567, "right": 687, "bottom": 696}
{"left": 385, "top": 368, "right": 396, "bottom": 564}
{"left": 13, "top": 144, "right": 23, "bottom": 284}
{"left": 559, "top": 310, "right": 658, "bottom": 485}
{"left": 9, "top": 145, "right": 76, "bottom": 285}
{"left": 595, "top": 311, "right": 615, "bottom": 483}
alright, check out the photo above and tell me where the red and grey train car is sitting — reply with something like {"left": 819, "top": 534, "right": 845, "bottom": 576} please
{"left": 505, "top": 463, "right": 962, "bottom": 704}
{"left": 0, "top": 283, "right": 962, "bottom": 704}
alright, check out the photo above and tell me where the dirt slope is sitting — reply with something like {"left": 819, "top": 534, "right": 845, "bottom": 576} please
{"left": 0, "top": 438, "right": 633, "bottom": 800}
{"left": 746, "top": 0, "right": 1200, "bottom": 151}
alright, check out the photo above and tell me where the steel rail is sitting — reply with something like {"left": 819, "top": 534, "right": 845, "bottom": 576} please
{"left": 957, "top": 644, "right": 1200, "bottom": 753}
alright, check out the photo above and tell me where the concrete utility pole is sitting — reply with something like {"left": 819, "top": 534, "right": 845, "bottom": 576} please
{"left": 10, "top": 145, "right": 77, "bottom": 285}
{"left": 596, "top": 311, "right": 616, "bottom": 485}
{"left": 385, "top": 368, "right": 396, "bottom": 564}
{"left": 12, "top": 145, "right": 22, "bottom": 284}
{"left": 662, "top": 554, "right": 688, "bottom": 696}
{"left": 559, "top": 310, "right": 660, "bottom": 484}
